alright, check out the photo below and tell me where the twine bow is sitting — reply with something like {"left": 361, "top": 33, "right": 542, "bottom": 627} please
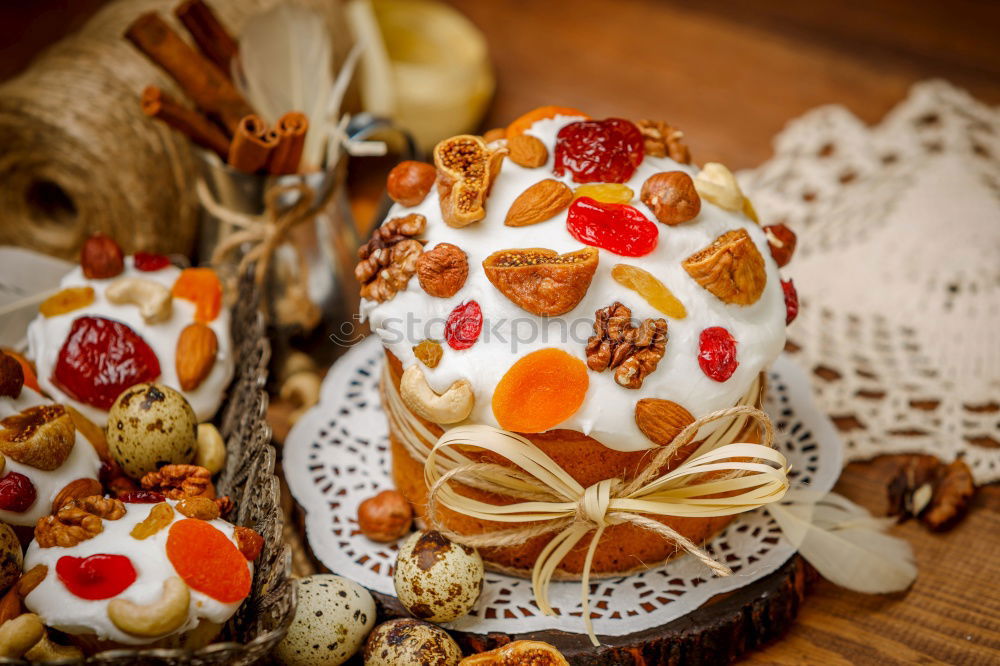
{"left": 423, "top": 409, "right": 789, "bottom": 646}
{"left": 201, "top": 179, "right": 324, "bottom": 330}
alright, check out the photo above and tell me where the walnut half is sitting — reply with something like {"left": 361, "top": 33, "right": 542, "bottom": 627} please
{"left": 586, "top": 302, "right": 667, "bottom": 389}
{"left": 35, "top": 496, "right": 126, "bottom": 548}
{"left": 355, "top": 214, "right": 427, "bottom": 303}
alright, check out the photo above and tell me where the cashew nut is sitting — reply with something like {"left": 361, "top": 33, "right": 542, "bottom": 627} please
{"left": 279, "top": 350, "right": 318, "bottom": 383}
{"left": 280, "top": 370, "right": 322, "bottom": 425}
{"left": 107, "top": 576, "right": 190, "bottom": 638}
{"left": 24, "top": 632, "right": 83, "bottom": 662}
{"left": 399, "top": 365, "right": 474, "bottom": 424}
{"left": 0, "top": 613, "right": 45, "bottom": 658}
{"left": 105, "top": 277, "right": 173, "bottom": 324}
{"left": 196, "top": 423, "right": 226, "bottom": 475}
{"left": 693, "top": 162, "right": 744, "bottom": 212}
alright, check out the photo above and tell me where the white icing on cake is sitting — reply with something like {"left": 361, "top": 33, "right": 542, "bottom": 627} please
{"left": 23, "top": 500, "right": 250, "bottom": 646}
{"left": 26, "top": 259, "right": 234, "bottom": 427}
{"left": 363, "top": 116, "right": 787, "bottom": 452}
{"left": 0, "top": 387, "right": 102, "bottom": 526}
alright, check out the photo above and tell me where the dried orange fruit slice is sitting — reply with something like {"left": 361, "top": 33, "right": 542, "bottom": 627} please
{"left": 172, "top": 268, "right": 222, "bottom": 323}
{"left": 166, "top": 518, "right": 250, "bottom": 603}
{"left": 492, "top": 348, "right": 588, "bottom": 433}
{"left": 573, "top": 183, "right": 634, "bottom": 205}
{"left": 506, "top": 105, "right": 589, "bottom": 138}
{"left": 611, "top": 264, "right": 687, "bottom": 319}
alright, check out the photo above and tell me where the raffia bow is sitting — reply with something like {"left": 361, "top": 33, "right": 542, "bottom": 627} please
{"left": 201, "top": 179, "right": 324, "bottom": 330}
{"left": 422, "top": 407, "right": 789, "bottom": 645}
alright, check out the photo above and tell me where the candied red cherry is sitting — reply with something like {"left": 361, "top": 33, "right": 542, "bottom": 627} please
{"left": 698, "top": 327, "right": 738, "bottom": 382}
{"left": 782, "top": 279, "right": 799, "bottom": 325}
{"left": 0, "top": 472, "right": 37, "bottom": 513}
{"left": 445, "top": 301, "right": 483, "bottom": 350}
{"left": 52, "top": 316, "right": 161, "bottom": 410}
{"left": 554, "top": 118, "right": 644, "bottom": 183}
{"left": 566, "top": 197, "right": 658, "bottom": 257}
{"left": 56, "top": 554, "right": 137, "bottom": 600}
{"left": 118, "top": 490, "right": 166, "bottom": 504}
{"left": 134, "top": 252, "right": 171, "bottom": 272}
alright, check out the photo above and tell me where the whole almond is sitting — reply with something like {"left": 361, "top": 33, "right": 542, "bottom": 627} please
{"left": 175, "top": 322, "right": 218, "bottom": 391}
{"left": 52, "top": 478, "right": 103, "bottom": 513}
{"left": 635, "top": 399, "right": 695, "bottom": 446}
{"left": 641, "top": 172, "right": 701, "bottom": 225}
{"left": 508, "top": 134, "right": 548, "bottom": 168}
{"left": 505, "top": 179, "right": 573, "bottom": 227}
{"left": 387, "top": 160, "right": 436, "bottom": 207}
{"left": 80, "top": 234, "right": 124, "bottom": 280}
{"left": 416, "top": 243, "right": 469, "bottom": 298}
{"left": 483, "top": 127, "right": 507, "bottom": 143}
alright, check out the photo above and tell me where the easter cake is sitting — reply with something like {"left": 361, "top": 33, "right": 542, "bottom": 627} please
{"left": 27, "top": 235, "right": 233, "bottom": 427}
{"left": 358, "top": 106, "right": 799, "bottom": 576}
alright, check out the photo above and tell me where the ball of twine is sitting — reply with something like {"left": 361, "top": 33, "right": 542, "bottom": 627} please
{"left": 0, "top": 0, "right": 340, "bottom": 260}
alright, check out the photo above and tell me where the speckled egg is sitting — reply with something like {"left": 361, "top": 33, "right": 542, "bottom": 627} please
{"left": 0, "top": 523, "right": 22, "bottom": 592}
{"left": 363, "top": 618, "right": 462, "bottom": 666}
{"left": 107, "top": 383, "right": 197, "bottom": 478}
{"left": 276, "top": 574, "right": 376, "bottom": 666}
{"left": 393, "top": 530, "right": 484, "bottom": 623}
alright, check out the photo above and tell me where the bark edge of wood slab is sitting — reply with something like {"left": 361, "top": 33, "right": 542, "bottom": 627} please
{"left": 371, "top": 555, "right": 815, "bottom": 665}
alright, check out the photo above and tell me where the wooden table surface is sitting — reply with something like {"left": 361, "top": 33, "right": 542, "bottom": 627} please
{"left": 418, "top": 2, "right": 1000, "bottom": 663}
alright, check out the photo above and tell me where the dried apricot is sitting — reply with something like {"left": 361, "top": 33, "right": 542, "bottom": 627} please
{"left": 39, "top": 287, "right": 95, "bottom": 317}
{"left": 492, "top": 348, "right": 588, "bottom": 433}
{"left": 506, "top": 105, "right": 589, "bottom": 138}
{"left": 166, "top": 519, "right": 251, "bottom": 603}
{"left": 611, "top": 264, "right": 687, "bottom": 319}
{"left": 172, "top": 268, "right": 222, "bottom": 323}
{"left": 573, "top": 183, "right": 634, "bottom": 204}
{"left": 413, "top": 340, "right": 443, "bottom": 368}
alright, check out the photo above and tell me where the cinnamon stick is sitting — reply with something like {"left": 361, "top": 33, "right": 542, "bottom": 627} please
{"left": 125, "top": 12, "right": 253, "bottom": 134}
{"left": 268, "top": 111, "right": 309, "bottom": 175}
{"left": 228, "top": 115, "right": 279, "bottom": 173}
{"left": 141, "top": 86, "right": 230, "bottom": 159}
{"left": 174, "top": 0, "right": 238, "bottom": 75}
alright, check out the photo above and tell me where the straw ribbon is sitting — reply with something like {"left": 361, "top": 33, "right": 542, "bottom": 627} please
{"left": 421, "top": 407, "right": 789, "bottom": 645}
{"left": 202, "top": 179, "right": 327, "bottom": 329}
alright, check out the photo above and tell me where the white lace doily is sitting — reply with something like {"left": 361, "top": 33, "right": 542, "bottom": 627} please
{"left": 741, "top": 80, "right": 1000, "bottom": 484}
{"left": 284, "top": 337, "right": 842, "bottom": 636}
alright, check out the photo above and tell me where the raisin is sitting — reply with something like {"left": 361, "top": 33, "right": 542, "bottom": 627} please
{"left": 444, "top": 301, "right": 483, "bottom": 351}
{"left": 573, "top": 183, "right": 634, "bottom": 204}
{"left": 118, "top": 490, "right": 167, "bottom": 504}
{"left": 566, "top": 197, "right": 658, "bottom": 257}
{"left": 698, "top": 327, "right": 738, "bottom": 382}
{"left": 52, "top": 316, "right": 161, "bottom": 410}
{"left": 782, "top": 279, "right": 799, "bottom": 324}
{"left": 554, "top": 118, "right": 644, "bottom": 183}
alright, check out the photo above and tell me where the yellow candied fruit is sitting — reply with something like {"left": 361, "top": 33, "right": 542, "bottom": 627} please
{"left": 611, "top": 264, "right": 687, "bottom": 319}
{"left": 573, "top": 183, "right": 634, "bottom": 205}
{"left": 40, "top": 286, "right": 95, "bottom": 317}
{"left": 742, "top": 196, "right": 760, "bottom": 224}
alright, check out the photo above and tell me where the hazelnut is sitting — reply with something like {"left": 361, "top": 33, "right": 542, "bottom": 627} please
{"left": 640, "top": 171, "right": 701, "bottom": 225}
{"left": 80, "top": 233, "right": 124, "bottom": 279}
{"left": 357, "top": 490, "right": 413, "bottom": 542}
{"left": 508, "top": 134, "right": 548, "bottom": 168}
{"left": 386, "top": 161, "right": 436, "bottom": 207}
{"left": 763, "top": 223, "right": 797, "bottom": 267}
{"left": 416, "top": 243, "right": 469, "bottom": 298}
{"left": 0, "top": 352, "right": 24, "bottom": 399}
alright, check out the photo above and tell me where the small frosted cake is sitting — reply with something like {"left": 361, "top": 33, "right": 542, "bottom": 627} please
{"left": 27, "top": 235, "right": 233, "bottom": 426}
{"left": 359, "top": 107, "right": 798, "bottom": 576}
{"left": 23, "top": 495, "right": 262, "bottom": 650}
{"left": 0, "top": 351, "right": 102, "bottom": 527}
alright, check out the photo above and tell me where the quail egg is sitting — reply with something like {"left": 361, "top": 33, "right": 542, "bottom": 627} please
{"left": 107, "top": 383, "right": 197, "bottom": 478}
{"left": 276, "top": 574, "right": 376, "bottom": 666}
{"left": 393, "top": 530, "right": 484, "bottom": 623}
{"left": 0, "top": 523, "right": 22, "bottom": 592}
{"left": 363, "top": 618, "right": 462, "bottom": 666}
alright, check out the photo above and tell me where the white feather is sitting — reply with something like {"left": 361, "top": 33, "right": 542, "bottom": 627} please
{"left": 235, "top": 4, "right": 333, "bottom": 157}
{"left": 768, "top": 489, "right": 917, "bottom": 594}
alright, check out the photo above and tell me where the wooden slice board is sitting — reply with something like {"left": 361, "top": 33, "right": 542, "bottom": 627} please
{"left": 368, "top": 555, "right": 816, "bottom": 665}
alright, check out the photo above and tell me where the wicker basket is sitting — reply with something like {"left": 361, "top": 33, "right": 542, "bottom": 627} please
{"left": 10, "top": 274, "right": 294, "bottom": 665}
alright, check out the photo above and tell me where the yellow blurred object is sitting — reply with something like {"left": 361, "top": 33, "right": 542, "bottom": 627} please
{"left": 347, "top": 0, "right": 494, "bottom": 152}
